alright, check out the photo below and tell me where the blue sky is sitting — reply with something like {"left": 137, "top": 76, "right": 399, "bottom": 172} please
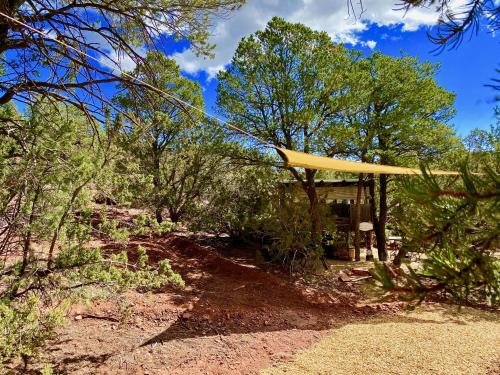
{"left": 352, "top": 24, "right": 498, "bottom": 135}
{"left": 181, "top": 23, "right": 498, "bottom": 137}
{"left": 6, "top": 1, "right": 498, "bottom": 136}
{"left": 165, "top": 1, "right": 499, "bottom": 137}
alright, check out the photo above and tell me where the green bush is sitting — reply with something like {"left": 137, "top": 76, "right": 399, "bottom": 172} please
{"left": 0, "top": 244, "right": 184, "bottom": 369}
{"left": 132, "top": 213, "right": 177, "bottom": 236}
{"left": 0, "top": 297, "right": 68, "bottom": 368}
{"left": 371, "top": 159, "right": 499, "bottom": 306}
{"left": 257, "top": 191, "right": 335, "bottom": 273}
{"left": 0, "top": 103, "right": 184, "bottom": 369}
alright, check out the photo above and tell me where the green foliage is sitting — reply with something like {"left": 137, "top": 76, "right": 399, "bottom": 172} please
{"left": 112, "top": 51, "right": 232, "bottom": 223}
{"left": 258, "top": 193, "right": 333, "bottom": 273}
{"left": 0, "top": 0, "right": 244, "bottom": 119}
{"left": 335, "top": 52, "right": 458, "bottom": 167}
{"left": 0, "top": 102, "right": 105, "bottom": 277}
{"left": 372, "top": 155, "right": 499, "bottom": 306}
{"left": 462, "top": 123, "right": 499, "bottom": 171}
{"left": 41, "top": 363, "right": 56, "bottom": 375}
{"left": 0, "top": 102, "right": 183, "bottom": 368}
{"left": 217, "top": 16, "right": 356, "bottom": 155}
{"left": 335, "top": 51, "right": 459, "bottom": 260}
{"left": 2, "top": 10, "right": 496, "bottom": 371}
{"left": 185, "top": 151, "right": 279, "bottom": 236}
{"left": 217, "top": 17, "right": 459, "bottom": 262}
{"left": 53, "top": 245, "right": 184, "bottom": 292}
{"left": 0, "top": 297, "right": 68, "bottom": 367}
{"left": 132, "top": 213, "right": 177, "bottom": 236}
{"left": 216, "top": 17, "right": 360, "bottom": 252}
{"left": 98, "top": 216, "right": 130, "bottom": 246}
{"left": 0, "top": 242, "right": 183, "bottom": 368}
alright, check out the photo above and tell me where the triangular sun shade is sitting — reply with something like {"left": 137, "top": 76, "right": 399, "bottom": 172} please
{"left": 275, "top": 148, "right": 460, "bottom": 175}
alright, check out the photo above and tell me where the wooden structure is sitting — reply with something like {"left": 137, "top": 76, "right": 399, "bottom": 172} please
{"left": 282, "top": 179, "right": 374, "bottom": 260}
{"left": 282, "top": 179, "right": 372, "bottom": 230}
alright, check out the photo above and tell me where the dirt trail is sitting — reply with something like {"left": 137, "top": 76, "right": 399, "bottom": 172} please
{"left": 38, "top": 234, "right": 377, "bottom": 374}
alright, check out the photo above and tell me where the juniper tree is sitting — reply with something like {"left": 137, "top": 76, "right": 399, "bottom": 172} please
{"left": 371, "top": 148, "right": 499, "bottom": 305}
{"left": 113, "top": 51, "right": 206, "bottom": 223}
{"left": 0, "top": 103, "right": 184, "bottom": 368}
{"left": 332, "top": 52, "right": 457, "bottom": 261}
{"left": 113, "top": 51, "right": 236, "bottom": 224}
{"left": 217, "top": 17, "right": 355, "bottom": 250}
{"left": 0, "top": 0, "right": 243, "bottom": 120}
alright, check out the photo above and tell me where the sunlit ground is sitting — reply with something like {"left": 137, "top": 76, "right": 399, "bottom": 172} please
{"left": 262, "top": 305, "right": 500, "bottom": 375}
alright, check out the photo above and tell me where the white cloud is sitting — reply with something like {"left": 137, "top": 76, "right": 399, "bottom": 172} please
{"left": 171, "top": 0, "right": 444, "bottom": 80}
{"left": 364, "top": 40, "right": 377, "bottom": 49}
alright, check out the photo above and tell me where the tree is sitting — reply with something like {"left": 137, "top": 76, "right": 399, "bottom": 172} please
{"left": 216, "top": 17, "right": 354, "bottom": 250}
{"left": 114, "top": 50, "right": 205, "bottom": 223}
{"left": 333, "top": 53, "right": 457, "bottom": 261}
{"left": 349, "top": 0, "right": 499, "bottom": 50}
{"left": 0, "top": 0, "right": 243, "bottom": 119}
{"left": 371, "top": 158, "right": 499, "bottom": 306}
{"left": 464, "top": 124, "right": 499, "bottom": 156}
{"left": 148, "top": 121, "right": 233, "bottom": 224}
{"left": 0, "top": 102, "right": 103, "bottom": 271}
{"left": 186, "top": 147, "right": 281, "bottom": 238}
{"left": 0, "top": 102, "right": 183, "bottom": 368}
{"left": 398, "top": 0, "right": 500, "bottom": 50}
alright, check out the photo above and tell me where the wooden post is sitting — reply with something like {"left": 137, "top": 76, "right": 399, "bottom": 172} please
{"left": 354, "top": 174, "right": 363, "bottom": 261}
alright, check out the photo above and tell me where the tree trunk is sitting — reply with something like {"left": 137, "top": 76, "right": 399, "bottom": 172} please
{"left": 152, "top": 140, "right": 162, "bottom": 224}
{"left": 0, "top": 2, "right": 15, "bottom": 55}
{"left": 47, "top": 180, "right": 89, "bottom": 269}
{"left": 368, "top": 174, "right": 388, "bottom": 261}
{"left": 368, "top": 174, "right": 380, "bottom": 252}
{"left": 155, "top": 207, "right": 163, "bottom": 224}
{"left": 377, "top": 174, "right": 388, "bottom": 261}
{"left": 365, "top": 231, "right": 374, "bottom": 261}
{"left": 393, "top": 235, "right": 407, "bottom": 266}
{"left": 354, "top": 173, "right": 363, "bottom": 261}
{"left": 393, "top": 247, "right": 406, "bottom": 267}
{"left": 169, "top": 209, "right": 181, "bottom": 223}
{"left": 21, "top": 187, "right": 40, "bottom": 273}
{"left": 304, "top": 169, "right": 320, "bottom": 247}
{"left": 304, "top": 170, "right": 328, "bottom": 269}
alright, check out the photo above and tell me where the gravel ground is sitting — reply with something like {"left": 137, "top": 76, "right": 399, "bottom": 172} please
{"left": 262, "top": 305, "right": 500, "bottom": 375}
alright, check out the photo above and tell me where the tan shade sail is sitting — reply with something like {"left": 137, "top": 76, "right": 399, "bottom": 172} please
{"left": 275, "top": 147, "right": 460, "bottom": 175}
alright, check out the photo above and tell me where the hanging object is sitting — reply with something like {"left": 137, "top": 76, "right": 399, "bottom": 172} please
{"left": 359, "top": 222, "right": 374, "bottom": 232}
{"left": 276, "top": 148, "right": 460, "bottom": 175}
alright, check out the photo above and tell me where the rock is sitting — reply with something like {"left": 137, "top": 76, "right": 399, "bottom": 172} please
{"left": 74, "top": 315, "right": 83, "bottom": 321}
{"left": 182, "top": 312, "right": 193, "bottom": 319}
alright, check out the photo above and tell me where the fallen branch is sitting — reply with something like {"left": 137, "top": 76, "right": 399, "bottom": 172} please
{"left": 77, "top": 313, "right": 120, "bottom": 322}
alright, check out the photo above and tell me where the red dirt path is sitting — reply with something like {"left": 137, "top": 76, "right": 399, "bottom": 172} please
{"left": 37, "top": 234, "right": 380, "bottom": 374}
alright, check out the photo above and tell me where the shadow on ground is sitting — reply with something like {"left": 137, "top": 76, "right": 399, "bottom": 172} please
{"left": 129, "top": 235, "right": 360, "bottom": 345}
